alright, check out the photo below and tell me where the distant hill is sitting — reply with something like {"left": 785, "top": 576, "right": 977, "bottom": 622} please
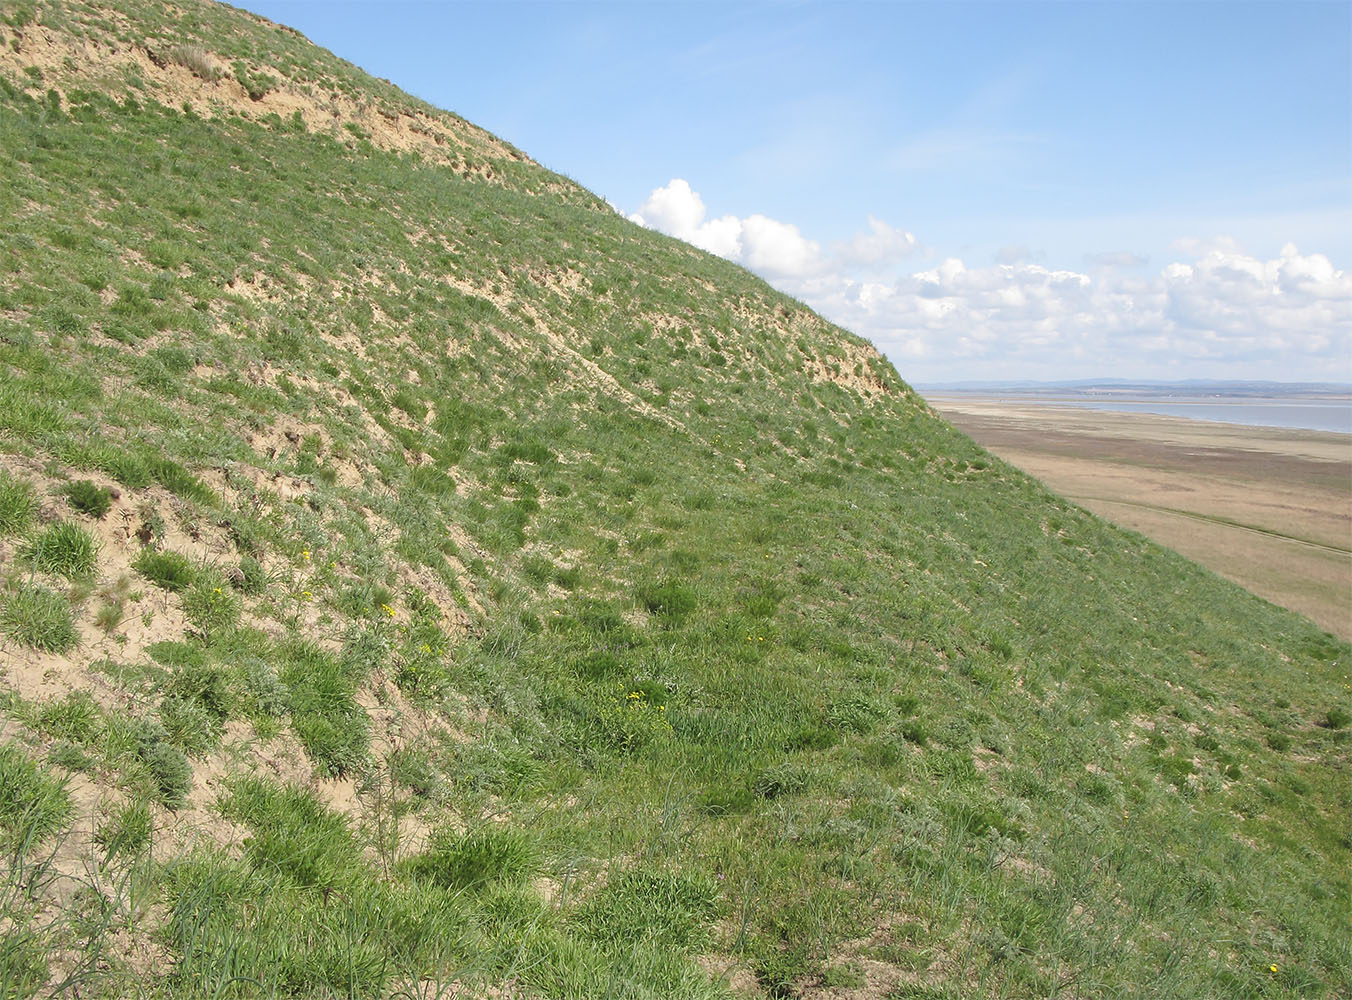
{"left": 0, "top": 2, "right": 1347, "bottom": 998}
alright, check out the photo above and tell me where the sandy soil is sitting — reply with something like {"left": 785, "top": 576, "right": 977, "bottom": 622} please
{"left": 928, "top": 397, "right": 1352, "bottom": 639}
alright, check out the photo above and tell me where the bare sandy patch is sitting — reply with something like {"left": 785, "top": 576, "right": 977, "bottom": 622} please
{"left": 930, "top": 398, "right": 1352, "bottom": 638}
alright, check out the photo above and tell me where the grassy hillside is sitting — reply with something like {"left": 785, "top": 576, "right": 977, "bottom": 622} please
{"left": 0, "top": 2, "right": 1348, "bottom": 997}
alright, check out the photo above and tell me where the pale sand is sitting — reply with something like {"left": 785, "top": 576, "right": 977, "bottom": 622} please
{"left": 928, "top": 397, "right": 1352, "bottom": 639}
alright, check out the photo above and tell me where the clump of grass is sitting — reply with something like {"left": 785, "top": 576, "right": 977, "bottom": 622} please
{"left": 232, "top": 555, "right": 267, "bottom": 595}
{"left": 95, "top": 797, "right": 152, "bottom": 863}
{"left": 123, "top": 719, "right": 194, "bottom": 810}
{"left": 0, "top": 583, "right": 78, "bottom": 653}
{"left": 0, "top": 470, "right": 38, "bottom": 536}
{"left": 1319, "top": 707, "right": 1350, "bottom": 730}
{"left": 32, "top": 692, "right": 100, "bottom": 743}
{"left": 635, "top": 578, "right": 697, "bottom": 619}
{"left": 232, "top": 60, "right": 277, "bottom": 101}
{"left": 61, "top": 479, "right": 112, "bottom": 519}
{"left": 280, "top": 641, "right": 369, "bottom": 777}
{"left": 402, "top": 826, "right": 538, "bottom": 892}
{"left": 0, "top": 742, "right": 72, "bottom": 852}
{"left": 166, "top": 44, "right": 220, "bottom": 82}
{"left": 159, "top": 697, "right": 221, "bottom": 758}
{"left": 132, "top": 549, "right": 197, "bottom": 592}
{"left": 578, "top": 866, "right": 720, "bottom": 954}
{"left": 24, "top": 521, "right": 99, "bottom": 579}
{"left": 753, "top": 762, "right": 809, "bottom": 800}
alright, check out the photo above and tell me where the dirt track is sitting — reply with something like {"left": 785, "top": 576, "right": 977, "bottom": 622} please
{"left": 928, "top": 397, "right": 1352, "bottom": 639}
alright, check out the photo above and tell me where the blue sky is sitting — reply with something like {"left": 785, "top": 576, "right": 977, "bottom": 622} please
{"left": 241, "top": 1, "right": 1351, "bottom": 383}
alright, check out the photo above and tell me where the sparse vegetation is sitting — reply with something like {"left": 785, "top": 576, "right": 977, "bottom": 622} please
{"left": 0, "top": 2, "right": 1346, "bottom": 997}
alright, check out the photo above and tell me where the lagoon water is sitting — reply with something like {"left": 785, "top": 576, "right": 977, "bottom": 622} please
{"left": 1011, "top": 397, "right": 1352, "bottom": 434}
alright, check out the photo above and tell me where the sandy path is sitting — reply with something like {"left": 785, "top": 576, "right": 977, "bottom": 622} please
{"left": 928, "top": 397, "right": 1352, "bottom": 639}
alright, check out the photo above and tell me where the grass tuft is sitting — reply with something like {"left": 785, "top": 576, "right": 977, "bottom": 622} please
{"left": 24, "top": 521, "right": 99, "bottom": 579}
{"left": 0, "top": 583, "right": 78, "bottom": 653}
{"left": 402, "top": 826, "right": 538, "bottom": 892}
{"left": 0, "top": 470, "right": 38, "bottom": 536}
{"left": 132, "top": 549, "right": 197, "bottom": 592}
{"left": 61, "top": 479, "right": 112, "bottom": 518}
{"left": 0, "top": 743, "right": 72, "bottom": 853}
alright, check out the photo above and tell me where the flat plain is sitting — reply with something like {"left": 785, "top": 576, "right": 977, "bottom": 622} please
{"left": 928, "top": 396, "right": 1352, "bottom": 639}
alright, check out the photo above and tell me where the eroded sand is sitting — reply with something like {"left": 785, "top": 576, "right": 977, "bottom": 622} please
{"left": 928, "top": 397, "right": 1352, "bottom": 639}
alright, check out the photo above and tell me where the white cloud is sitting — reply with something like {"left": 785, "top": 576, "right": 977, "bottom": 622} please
{"left": 835, "top": 216, "right": 920, "bottom": 271}
{"left": 739, "top": 214, "right": 821, "bottom": 278}
{"left": 628, "top": 178, "right": 825, "bottom": 279}
{"left": 628, "top": 179, "right": 1352, "bottom": 381}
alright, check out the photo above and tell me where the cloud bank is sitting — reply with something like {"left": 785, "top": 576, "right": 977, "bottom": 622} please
{"left": 628, "top": 179, "right": 1352, "bottom": 381}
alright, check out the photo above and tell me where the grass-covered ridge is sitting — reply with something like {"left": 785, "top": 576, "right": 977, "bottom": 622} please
{"left": 0, "top": 2, "right": 1348, "bottom": 997}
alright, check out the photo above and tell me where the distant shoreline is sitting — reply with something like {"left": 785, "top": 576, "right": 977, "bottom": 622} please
{"left": 927, "top": 398, "right": 1352, "bottom": 637}
{"left": 922, "top": 392, "right": 1352, "bottom": 435}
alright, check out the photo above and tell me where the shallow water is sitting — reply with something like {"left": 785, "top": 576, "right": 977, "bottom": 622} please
{"left": 1000, "top": 397, "right": 1352, "bottom": 434}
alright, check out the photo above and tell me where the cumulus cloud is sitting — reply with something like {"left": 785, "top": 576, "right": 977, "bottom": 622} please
{"left": 628, "top": 179, "right": 1351, "bottom": 380}
{"left": 827, "top": 242, "right": 1351, "bottom": 379}
{"left": 629, "top": 178, "right": 824, "bottom": 278}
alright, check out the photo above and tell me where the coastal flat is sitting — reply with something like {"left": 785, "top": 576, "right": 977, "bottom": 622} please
{"left": 928, "top": 397, "right": 1352, "bottom": 638}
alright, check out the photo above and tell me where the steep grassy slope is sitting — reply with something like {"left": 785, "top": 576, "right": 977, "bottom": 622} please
{"left": 0, "top": 2, "right": 1348, "bottom": 998}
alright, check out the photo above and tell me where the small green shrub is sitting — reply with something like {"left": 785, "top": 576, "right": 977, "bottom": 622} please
{"left": 0, "top": 583, "right": 78, "bottom": 653}
{"left": 62, "top": 479, "right": 112, "bottom": 518}
{"left": 240, "top": 656, "right": 288, "bottom": 717}
{"left": 232, "top": 60, "right": 277, "bottom": 101}
{"left": 159, "top": 697, "right": 221, "bottom": 758}
{"left": 0, "top": 470, "right": 37, "bottom": 536}
{"left": 24, "top": 521, "right": 99, "bottom": 579}
{"left": 132, "top": 549, "right": 197, "bottom": 592}
{"left": 181, "top": 580, "right": 242, "bottom": 641}
{"left": 126, "top": 720, "right": 194, "bottom": 809}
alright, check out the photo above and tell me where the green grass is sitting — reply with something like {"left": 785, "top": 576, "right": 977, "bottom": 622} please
{"left": 402, "top": 825, "right": 539, "bottom": 892}
{"left": 0, "top": 470, "right": 38, "bottom": 536}
{"left": 61, "top": 478, "right": 112, "bottom": 518}
{"left": 132, "top": 549, "right": 198, "bottom": 592}
{"left": 23, "top": 521, "right": 99, "bottom": 579}
{"left": 0, "top": 583, "right": 78, "bottom": 653}
{"left": 0, "top": 2, "right": 1346, "bottom": 996}
{"left": 0, "top": 742, "right": 71, "bottom": 853}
